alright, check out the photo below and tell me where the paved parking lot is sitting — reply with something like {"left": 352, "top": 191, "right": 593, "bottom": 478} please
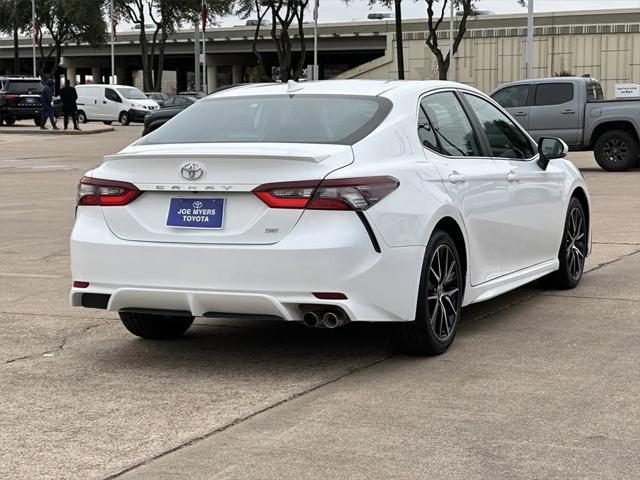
{"left": 1, "top": 127, "right": 638, "bottom": 479}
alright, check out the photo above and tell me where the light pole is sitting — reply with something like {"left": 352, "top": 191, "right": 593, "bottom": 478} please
{"left": 110, "top": 0, "right": 115, "bottom": 84}
{"left": 526, "top": 0, "right": 534, "bottom": 79}
{"left": 448, "top": 0, "right": 454, "bottom": 81}
{"left": 31, "top": 0, "right": 36, "bottom": 76}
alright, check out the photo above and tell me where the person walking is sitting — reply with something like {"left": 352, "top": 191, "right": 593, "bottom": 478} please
{"left": 40, "top": 78, "right": 58, "bottom": 130}
{"left": 60, "top": 79, "right": 80, "bottom": 131}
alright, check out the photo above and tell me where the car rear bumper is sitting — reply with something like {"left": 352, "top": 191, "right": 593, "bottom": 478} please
{"left": 1, "top": 107, "right": 42, "bottom": 119}
{"left": 70, "top": 208, "right": 424, "bottom": 322}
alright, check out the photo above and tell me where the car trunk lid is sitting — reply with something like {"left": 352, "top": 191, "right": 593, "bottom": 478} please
{"left": 95, "top": 143, "right": 353, "bottom": 244}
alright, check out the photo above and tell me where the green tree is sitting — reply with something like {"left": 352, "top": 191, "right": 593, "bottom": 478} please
{"left": 0, "top": 0, "right": 32, "bottom": 74}
{"left": 34, "top": 0, "right": 107, "bottom": 77}
{"left": 237, "top": 0, "right": 311, "bottom": 81}
{"left": 114, "top": 0, "right": 232, "bottom": 91}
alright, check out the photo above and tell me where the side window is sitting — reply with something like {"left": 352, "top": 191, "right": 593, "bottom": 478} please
{"left": 534, "top": 83, "right": 573, "bottom": 106}
{"left": 163, "top": 97, "right": 174, "bottom": 107}
{"left": 173, "top": 97, "right": 186, "bottom": 106}
{"left": 420, "top": 92, "right": 481, "bottom": 157}
{"left": 105, "top": 88, "right": 121, "bottom": 103}
{"left": 417, "top": 104, "right": 440, "bottom": 153}
{"left": 464, "top": 93, "right": 535, "bottom": 159}
{"left": 586, "top": 80, "right": 604, "bottom": 101}
{"left": 491, "top": 85, "right": 530, "bottom": 108}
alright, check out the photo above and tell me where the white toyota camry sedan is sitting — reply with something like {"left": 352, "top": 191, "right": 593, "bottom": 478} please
{"left": 70, "top": 80, "right": 591, "bottom": 355}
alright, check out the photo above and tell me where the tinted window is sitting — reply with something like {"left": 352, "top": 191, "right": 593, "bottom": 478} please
{"left": 6, "top": 80, "right": 42, "bottom": 93}
{"left": 492, "top": 85, "right": 530, "bottom": 108}
{"left": 140, "top": 95, "right": 392, "bottom": 145}
{"left": 534, "top": 83, "right": 573, "bottom": 106}
{"left": 420, "top": 92, "right": 481, "bottom": 157}
{"left": 586, "top": 80, "right": 604, "bottom": 101}
{"left": 105, "top": 88, "right": 121, "bottom": 102}
{"left": 417, "top": 103, "right": 440, "bottom": 153}
{"left": 162, "top": 97, "right": 174, "bottom": 107}
{"left": 464, "top": 94, "right": 535, "bottom": 159}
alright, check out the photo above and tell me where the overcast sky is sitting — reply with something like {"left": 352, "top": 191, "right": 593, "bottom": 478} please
{"left": 219, "top": 0, "right": 640, "bottom": 26}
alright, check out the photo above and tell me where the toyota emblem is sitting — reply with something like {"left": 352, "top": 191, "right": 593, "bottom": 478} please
{"left": 180, "top": 162, "right": 204, "bottom": 180}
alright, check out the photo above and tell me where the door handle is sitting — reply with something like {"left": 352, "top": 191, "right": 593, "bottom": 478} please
{"left": 507, "top": 172, "right": 520, "bottom": 182}
{"left": 513, "top": 112, "right": 528, "bottom": 117}
{"left": 561, "top": 110, "right": 575, "bottom": 114}
{"left": 102, "top": 101, "right": 107, "bottom": 104}
{"left": 448, "top": 173, "right": 467, "bottom": 184}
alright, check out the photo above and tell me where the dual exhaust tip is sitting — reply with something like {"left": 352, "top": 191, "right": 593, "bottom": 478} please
{"left": 302, "top": 309, "right": 349, "bottom": 329}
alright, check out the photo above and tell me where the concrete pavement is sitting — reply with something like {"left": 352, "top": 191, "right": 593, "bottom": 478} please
{"left": 0, "top": 127, "right": 638, "bottom": 479}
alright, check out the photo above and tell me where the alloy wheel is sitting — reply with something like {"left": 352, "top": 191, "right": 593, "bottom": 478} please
{"left": 426, "top": 244, "right": 461, "bottom": 341}
{"left": 565, "top": 206, "right": 587, "bottom": 280}
{"left": 603, "top": 138, "right": 628, "bottom": 164}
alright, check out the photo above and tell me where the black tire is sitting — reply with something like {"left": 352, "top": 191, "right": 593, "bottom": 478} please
{"left": 103, "top": 120, "right": 112, "bottom": 125}
{"left": 540, "top": 197, "right": 587, "bottom": 290}
{"left": 4, "top": 116, "right": 16, "bottom": 126}
{"left": 395, "top": 230, "right": 464, "bottom": 356}
{"left": 593, "top": 129, "right": 638, "bottom": 172}
{"left": 0, "top": 117, "right": 4, "bottom": 126}
{"left": 77, "top": 111, "right": 87, "bottom": 123}
{"left": 119, "top": 312, "right": 194, "bottom": 339}
{"left": 119, "top": 111, "right": 130, "bottom": 126}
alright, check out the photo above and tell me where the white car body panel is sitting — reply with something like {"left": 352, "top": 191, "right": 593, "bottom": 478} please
{"left": 70, "top": 80, "right": 592, "bottom": 322}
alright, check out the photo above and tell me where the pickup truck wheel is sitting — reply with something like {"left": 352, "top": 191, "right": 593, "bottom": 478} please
{"left": 594, "top": 130, "right": 638, "bottom": 172}
{"left": 5, "top": 117, "right": 16, "bottom": 126}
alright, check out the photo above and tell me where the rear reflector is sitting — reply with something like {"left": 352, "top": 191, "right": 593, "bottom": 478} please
{"left": 73, "top": 281, "right": 90, "bottom": 288}
{"left": 312, "top": 292, "right": 348, "bottom": 300}
{"left": 254, "top": 176, "right": 399, "bottom": 211}
{"left": 77, "top": 176, "right": 141, "bottom": 206}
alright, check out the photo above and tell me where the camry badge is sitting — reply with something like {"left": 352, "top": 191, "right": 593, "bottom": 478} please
{"left": 180, "top": 162, "right": 204, "bottom": 181}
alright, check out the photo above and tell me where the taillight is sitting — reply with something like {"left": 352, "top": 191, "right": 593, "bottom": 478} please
{"left": 77, "top": 176, "right": 141, "bottom": 206}
{"left": 4, "top": 94, "right": 19, "bottom": 100}
{"left": 253, "top": 176, "right": 399, "bottom": 211}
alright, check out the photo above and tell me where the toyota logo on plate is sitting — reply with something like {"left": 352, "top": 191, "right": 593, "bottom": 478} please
{"left": 192, "top": 201, "right": 203, "bottom": 209}
{"left": 180, "top": 162, "right": 204, "bottom": 180}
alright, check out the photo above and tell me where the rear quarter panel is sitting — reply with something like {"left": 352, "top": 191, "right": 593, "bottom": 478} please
{"left": 583, "top": 100, "right": 640, "bottom": 147}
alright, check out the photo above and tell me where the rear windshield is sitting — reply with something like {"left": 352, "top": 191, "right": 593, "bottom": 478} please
{"left": 4, "top": 80, "right": 42, "bottom": 93}
{"left": 139, "top": 94, "right": 392, "bottom": 145}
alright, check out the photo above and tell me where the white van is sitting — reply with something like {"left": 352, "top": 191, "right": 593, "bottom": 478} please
{"left": 75, "top": 84, "right": 159, "bottom": 125}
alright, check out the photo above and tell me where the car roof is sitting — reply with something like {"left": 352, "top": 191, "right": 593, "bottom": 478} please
{"left": 205, "top": 80, "right": 483, "bottom": 101}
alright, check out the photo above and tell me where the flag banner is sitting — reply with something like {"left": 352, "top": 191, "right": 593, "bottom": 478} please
{"left": 112, "top": 16, "right": 118, "bottom": 41}
{"left": 313, "top": 0, "right": 319, "bottom": 22}
{"left": 34, "top": 18, "right": 42, "bottom": 46}
{"left": 201, "top": 1, "right": 208, "bottom": 33}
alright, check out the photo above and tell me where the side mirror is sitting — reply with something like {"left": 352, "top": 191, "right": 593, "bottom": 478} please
{"left": 537, "top": 137, "right": 568, "bottom": 170}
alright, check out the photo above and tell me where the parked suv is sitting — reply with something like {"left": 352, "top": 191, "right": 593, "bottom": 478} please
{"left": 491, "top": 77, "right": 640, "bottom": 171}
{"left": 0, "top": 76, "right": 61, "bottom": 126}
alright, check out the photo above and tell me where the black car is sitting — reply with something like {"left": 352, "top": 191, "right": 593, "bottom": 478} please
{"left": 141, "top": 95, "right": 200, "bottom": 136}
{"left": 0, "top": 76, "right": 62, "bottom": 126}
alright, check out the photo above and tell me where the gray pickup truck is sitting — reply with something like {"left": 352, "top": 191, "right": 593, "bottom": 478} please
{"left": 491, "top": 77, "right": 640, "bottom": 171}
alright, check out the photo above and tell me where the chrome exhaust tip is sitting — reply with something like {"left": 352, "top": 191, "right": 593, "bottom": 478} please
{"left": 322, "top": 311, "right": 346, "bottom": 329}
{"left": 303, "top": 311, "right": 320, "bottom": 328}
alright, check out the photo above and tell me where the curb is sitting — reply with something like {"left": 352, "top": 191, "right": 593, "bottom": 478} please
{"left": 0, "top": 126, "right": 115, "bottom": 135}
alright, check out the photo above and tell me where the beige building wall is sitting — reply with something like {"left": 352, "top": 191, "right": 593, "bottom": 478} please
{"left": 337, "top": 11, "right": 640, "bottom": 98}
